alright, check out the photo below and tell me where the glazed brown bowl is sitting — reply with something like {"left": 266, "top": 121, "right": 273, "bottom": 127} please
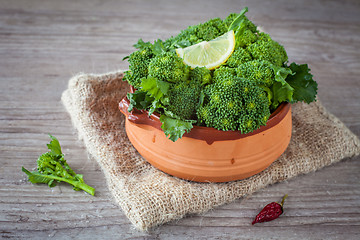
{"left": 119, "top": 95, "right": 292, "bottom": 182}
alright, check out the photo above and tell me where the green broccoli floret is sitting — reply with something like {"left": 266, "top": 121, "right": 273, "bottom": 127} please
{"left": 197, "top": 18, "right": 228, "bottom": 41}
{"left": 124, "top": 46, "right": 154, "bottom": 88}
{"left": 226, "top": 48, "right": 253, "bottom": 67}
{"left": 239, "top": 16, "right": 258, "bottom": 33}
{"left": 190, "top": 67, "right": 212, "bottom": 85}
{"left": 166, "top": 79, "right": 202, "bottom": 120}
{"left": 236, "top": 60, "right": 275, "bottom": 87}
{"left": 197, "top": 76, "right": 270, "bottom": 133}
{"left": 236, "top": 84, "right": 270, "bottom": 134}
{"left": 246, "top": 33, "right": 288, "bottom": 67}
{"left": 166, "top": 17, "right": 228, "bottom": 49}
{"left": 212, "top": 66, "right": 237, "bottom": 85}
{"left": 197, "top": 82, "right": 242, "bottom": 131}
{"left": 148, "top": 52, "right": 190, "bottom": 83}
{"left": 236, "top": 29, "right": 258, "bottom": 48}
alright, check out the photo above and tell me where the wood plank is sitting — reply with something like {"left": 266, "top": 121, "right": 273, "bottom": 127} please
{"left": 0, "top": 0, "right": 359, "bottom": 239}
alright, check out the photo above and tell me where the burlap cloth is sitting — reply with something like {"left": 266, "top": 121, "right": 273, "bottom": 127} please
{"left": 61, "top": 70, "right": 360, "bottom": 231}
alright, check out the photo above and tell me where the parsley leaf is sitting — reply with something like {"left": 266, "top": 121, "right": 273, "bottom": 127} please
{"left": 271, "top": 81, "right": 294, "bottom": 109}
{"left": 133, "top": 38, "right": 153, "bottom": 50}
{"left": 270, "top": 65, "right": 294, "bottom": 109}
{"left": 286, "top": 62, "right": 318, "bottom": 103}
{"left": 160, "top": 115, "right": 194, "bottom": 142}
{"left": 141, "top": 77, "right": 171, "bottom": 100}
{"left": 127, "top": 90, "right": 154, "bottom": 112}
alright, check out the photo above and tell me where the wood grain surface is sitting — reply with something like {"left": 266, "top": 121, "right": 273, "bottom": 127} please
{"left": 1, "top": 0, "right": 359, "bottom": 239}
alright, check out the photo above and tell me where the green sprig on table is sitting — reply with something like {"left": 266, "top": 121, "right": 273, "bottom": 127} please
{"left": 22, "top": 135, "right": 95, "bottom": 196}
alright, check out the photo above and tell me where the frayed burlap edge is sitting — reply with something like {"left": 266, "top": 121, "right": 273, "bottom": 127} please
{"left": 61, "top": 70, "right": 360, "bottom": 231}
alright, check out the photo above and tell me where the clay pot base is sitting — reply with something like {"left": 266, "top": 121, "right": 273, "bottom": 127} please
{"left": 120, "top": 99, "right": 292, "bottom": 183}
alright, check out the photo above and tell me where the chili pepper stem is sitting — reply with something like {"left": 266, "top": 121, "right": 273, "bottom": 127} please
{"left": 280, "top": 194, "right": 288, "bottom": 207}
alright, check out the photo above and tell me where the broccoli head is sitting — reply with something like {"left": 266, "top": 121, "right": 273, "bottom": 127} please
{"left": 236, "top": 60, "right": 275, "bottom": 87}
{"left": 236, "top": 29, "right": 258, "bottom": 48}
{"left": 212, "top": 66, "right": 237, "bottom": 85}
{"left": 166, "top": 79, "right": 202, "bottom": 120}
{"left": 246, "top": 33, "right": 288, "bottom": 67}
{"left": 197, "top": 82, "right": 242, "bottom": 131}
{"left": 197, "top": 76, "right": 270, "bottom": 133}
{"left": 148, "top": 52, "right": 190, "bottom": 83}
{"left": 236, "top": 83, "right": 270, "bottom": 134}
{"left": 190, "top": 67, "right": 212, "bottom": 85}
{"left": 196, "top": 18, "right": 228, "bottom": 41}
{"left": 166, "top": 17, "right": 228, "bottom": 49}
{"left": 124, "top": 46, "right": 154, "bottom": 88}
{"left": 226, "top": 48, "right": 253, "bottom": 67}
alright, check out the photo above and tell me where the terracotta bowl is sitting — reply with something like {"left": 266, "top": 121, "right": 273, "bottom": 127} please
{"left": 119, "top": 95, "right": 292, "bottom": 183}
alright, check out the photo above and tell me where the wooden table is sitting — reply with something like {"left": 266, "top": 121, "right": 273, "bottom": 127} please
{"left": 1, "top": 0, "right": 359, "bottom": 239}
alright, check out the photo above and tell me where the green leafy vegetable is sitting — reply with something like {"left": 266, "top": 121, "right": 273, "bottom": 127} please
{"left": 123, "top": 7, "right": 318, "bottom": 141}
{"left": 160, "top": 115, "right": 194, "bottom": 142}
{"left": 127, "top": 91, "right": 154, "bottom": 112}
{"left": 141, "top": 77, "right": 171, "bottom": 100}
{"left": 273, "top": 65, "right": 293, "bottom": 84}
{"left": 286, "top": 62, "right": 318, "bottom": 103}
{"left": 133, "top": 38, "right": 153, "bottom": 50}
{"left": 148, "top": 99, "right": 162, "bottom": 116}
{"left": 228, "top": 7, "right": 258, "bottom": 48}
{"left": 269, "top": 65, "right": 294, "bottom": 109}
{"left": 47, "top": 134, "right": 62, "bottom": 155}
{"left": 22, "top": 135, "right": 95, "bottom": 196}
{"left": 228, "top": 7, "right": 249, "bottom": 32}
{"left": 152, "top": 39, "right": 167, "bottom": 55}
{"left": 271, "top": 81, "right": 294, "bottom": 109}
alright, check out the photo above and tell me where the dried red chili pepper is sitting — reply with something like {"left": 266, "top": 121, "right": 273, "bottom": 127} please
{"left": 252, "top": 194, "right": 288, "bottom": 225}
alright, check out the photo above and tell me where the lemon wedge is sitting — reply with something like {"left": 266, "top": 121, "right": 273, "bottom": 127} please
{"left": 176, "top": 30, "right": 235, "bottom": 70}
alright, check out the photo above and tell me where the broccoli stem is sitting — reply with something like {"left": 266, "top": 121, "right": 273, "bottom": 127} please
{"left": 22, "top": 167, "right": 95, "bottom": 196}
{"left": 42, "top": 174, "right": 95, "bottom": 196}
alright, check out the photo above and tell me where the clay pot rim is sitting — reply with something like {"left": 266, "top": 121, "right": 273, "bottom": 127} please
{"left": 119, "top": 86, "right": 291, "bottom": 143}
